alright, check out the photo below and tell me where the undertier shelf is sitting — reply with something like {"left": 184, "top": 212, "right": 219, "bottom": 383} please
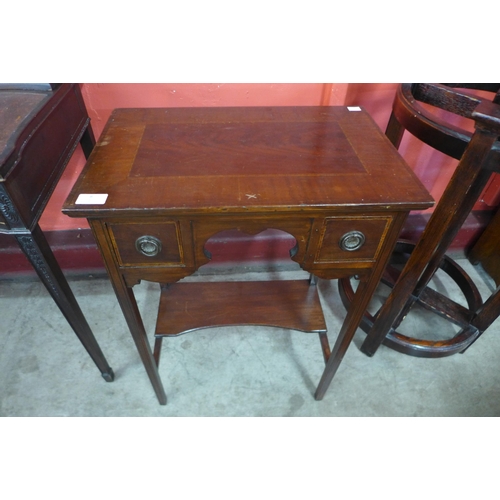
{"left": 155, "top": 280, "right": 327, "bottom": 337}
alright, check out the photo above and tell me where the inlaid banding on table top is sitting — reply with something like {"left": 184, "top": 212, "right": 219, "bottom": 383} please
{"left": 129, "top": 121, "right": 367, "bottom": 177}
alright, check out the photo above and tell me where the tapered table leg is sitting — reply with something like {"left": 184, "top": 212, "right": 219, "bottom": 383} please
{"left": 88, "top": 221, "right": 167, "bottom": 404}
{"left": 15, "top": 224, "right": 114, "bottom": 382}
{"left": 315, "top": 279, "right": 369, "bottom": 400}
{"left": 111, "top": 283, "right": 167, "bottom": 405}
{"left": 314, "top": 211, "right": 411, "bottom": 399}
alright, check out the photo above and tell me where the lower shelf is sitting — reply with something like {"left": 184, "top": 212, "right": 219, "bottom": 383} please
{"left": 155, "top": 279, "right": 327, "bottom": 336}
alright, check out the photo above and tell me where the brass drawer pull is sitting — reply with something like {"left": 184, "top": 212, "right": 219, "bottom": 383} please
{"left": 339, "top": 231, "right": 365, "bottom": 251}
{"left": 135, "top": 235, "right": 162, "bottom": 257}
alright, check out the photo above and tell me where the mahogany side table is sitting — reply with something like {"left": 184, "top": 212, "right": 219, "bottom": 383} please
{"left": 62, "top": 106, "right": 432, "bottom": 405}
{"left": 0, "top": 83, "right": 114, "bottom": 382}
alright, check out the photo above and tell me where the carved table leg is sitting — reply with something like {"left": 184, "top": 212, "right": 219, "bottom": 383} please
{"left": 15, "top": 224, "right": 114, "bottom": 382}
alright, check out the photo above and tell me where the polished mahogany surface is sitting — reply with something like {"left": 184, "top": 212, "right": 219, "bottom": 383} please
{"left": 63, "top": 106, "right": 431, "bottom": 216}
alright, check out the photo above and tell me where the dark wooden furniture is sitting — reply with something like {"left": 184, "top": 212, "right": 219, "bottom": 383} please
{"left": 340, "top": 84, "right": 500, "bottom": 358}
{"left": 467, "top": 189, "right": 500, "bottom": 343}
{"left": 62, "top": 106, "right": 432, "bottom": 405}
{"left": 470, "top": 208, "right": 500, "bottom": 285}
{"left": 0, "top": 83, "right": 114, "bottom": 381}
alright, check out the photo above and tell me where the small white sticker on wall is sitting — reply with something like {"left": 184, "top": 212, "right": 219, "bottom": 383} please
{"left": 75, "top": 194, "right": 108, "bottom": 205}
{"left": 347, "top": 106, "right": 362, "bottom": 111}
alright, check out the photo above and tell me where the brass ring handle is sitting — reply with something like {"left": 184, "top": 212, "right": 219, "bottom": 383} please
{"left": 135, "top": 235, "right": 162, "bottom": 257}
{"left": 339, "top": 231, "right": 365, "bottom": 252}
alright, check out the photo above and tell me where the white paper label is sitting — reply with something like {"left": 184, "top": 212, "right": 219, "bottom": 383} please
{"left": 347, "top": 106, "right": 362, "bottom": 111}
{"left": 75, "top": 194, "right": 108, "bottom": 205}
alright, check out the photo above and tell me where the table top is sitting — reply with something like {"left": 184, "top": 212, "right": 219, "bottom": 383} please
{"left": 63, "top": 106, "right": 433, "bottom": 217}
{"left": 0, "top": 89, "right": 53, "bottom": 177}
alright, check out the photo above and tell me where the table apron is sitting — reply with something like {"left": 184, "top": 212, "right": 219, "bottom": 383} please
{"left": 90, "top": 211, "right": 403, "bottom": 286}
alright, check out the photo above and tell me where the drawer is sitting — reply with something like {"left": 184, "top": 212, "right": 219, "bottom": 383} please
{"left": 107, "top": 221, "right": 190, "bottom": 267}
{"left": 313, "top": 216, "right": 393, "bottom": 263}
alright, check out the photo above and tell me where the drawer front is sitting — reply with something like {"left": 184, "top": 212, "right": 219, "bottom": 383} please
{"left": 313, "top": 216, "right": 392, "bottom": 264}
{"left": 108, "top": 221, "right": 188, "bottom": 267}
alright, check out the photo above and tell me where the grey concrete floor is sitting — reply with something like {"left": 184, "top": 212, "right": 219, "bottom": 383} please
{"left": 1, "top": 259, "right": 500, "bottom": 417}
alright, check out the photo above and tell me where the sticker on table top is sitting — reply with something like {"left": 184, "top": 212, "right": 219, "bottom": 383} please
{"left": 75, "top": 194, "right": 108, "bottom": 205}
{"left": 347, "top": 106, "right": 362, "bottom": 111}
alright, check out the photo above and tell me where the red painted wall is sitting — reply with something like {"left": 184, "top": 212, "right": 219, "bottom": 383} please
{"left": 39, "top": 83, "right": 500, "bottom": 235}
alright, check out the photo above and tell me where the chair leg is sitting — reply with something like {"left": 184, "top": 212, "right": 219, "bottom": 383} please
{"left": 461, "top": 286, "right": 500, "bottom": 352}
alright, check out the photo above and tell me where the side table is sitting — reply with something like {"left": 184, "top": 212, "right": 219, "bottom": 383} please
{"left": 62, "top": 106, "right": 432, "bottom": 404}
{"left": 0, "top": 83, "right": 114, "bottom": 382}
